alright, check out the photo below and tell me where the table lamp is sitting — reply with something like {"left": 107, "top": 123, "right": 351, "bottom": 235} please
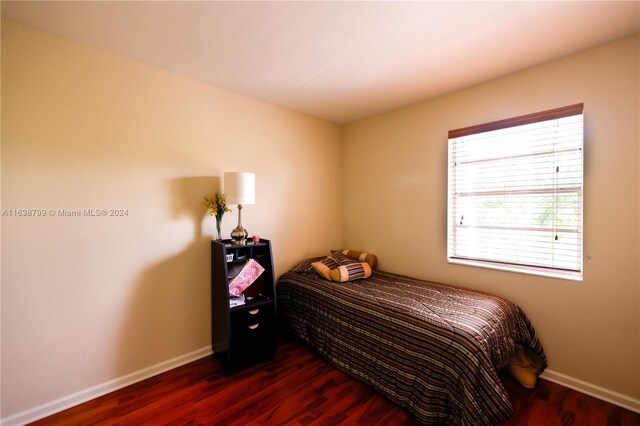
{"left": 224, "top": 172, "right": 255, "bottom": 245}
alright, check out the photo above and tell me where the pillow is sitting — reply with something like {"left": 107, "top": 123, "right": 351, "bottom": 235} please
{"left": 330, "top": 251, "right": 359, "bottom": 265}
{"left": 330, "top": 262, "right": 372, "bottom": 283}
{"left": 339, "top": 249, "right": 378, "bottom": 269}
{"left": 311, "top": 256, "right": 341, "bottom": 280}
{"left": 292, "top": 256, "right": 325, "bottom": 274}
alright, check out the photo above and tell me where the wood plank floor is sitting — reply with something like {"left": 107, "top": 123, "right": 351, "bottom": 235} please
{"left": 31, "top": 338, "right": 639, "bottom": 425}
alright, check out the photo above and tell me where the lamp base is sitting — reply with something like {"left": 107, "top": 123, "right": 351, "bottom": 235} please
{"left": 230, "top": 226, "right": 248, "bottom": 245}
{"left": 230, "top": 204, "right": 248, "bottom": 245}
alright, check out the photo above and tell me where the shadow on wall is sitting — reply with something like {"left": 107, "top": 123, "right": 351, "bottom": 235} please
{"left": 170, "top": 176, "right": 222, "bottom": 240}
{"left": 117, "top": 176, "right": 220, "bottom": 376}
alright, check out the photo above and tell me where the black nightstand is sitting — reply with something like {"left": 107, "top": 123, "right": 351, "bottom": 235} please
{"left": 211, "top": 238, "right": 276, "bottom": 372}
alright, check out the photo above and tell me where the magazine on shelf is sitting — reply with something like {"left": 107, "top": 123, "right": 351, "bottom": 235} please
{"left": 229, "top": 294, "right": 245, "bottom": 308}
{"left": 228, "top": 259, "right": 265, "bottom": 297}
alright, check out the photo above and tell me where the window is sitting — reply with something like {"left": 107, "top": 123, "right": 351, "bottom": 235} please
{"left": 447, "top": 104, "right": 584, "bottom": 280}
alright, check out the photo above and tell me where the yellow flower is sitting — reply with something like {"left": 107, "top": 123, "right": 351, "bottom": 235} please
{"left": 203, "top": 191, "right": 231, "bottom": 220}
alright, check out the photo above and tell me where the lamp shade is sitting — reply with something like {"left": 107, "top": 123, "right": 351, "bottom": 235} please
{"left": 224, "top": 172, "right": 255, "bottom": 205}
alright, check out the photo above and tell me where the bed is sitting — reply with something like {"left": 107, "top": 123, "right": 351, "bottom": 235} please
{"left": 277, "top": 265, "right": 546, "bottom": 425}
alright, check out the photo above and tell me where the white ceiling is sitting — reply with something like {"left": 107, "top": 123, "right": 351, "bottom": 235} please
{"left": 2, "top": 1, "right": 639, "bottom": 124}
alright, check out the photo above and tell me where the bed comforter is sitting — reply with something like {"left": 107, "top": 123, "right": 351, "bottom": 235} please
{"left": 277, "top": 269, "right": 546, "bottom": 425}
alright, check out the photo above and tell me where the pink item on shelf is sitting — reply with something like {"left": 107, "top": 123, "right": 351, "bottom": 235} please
{"left": 228, "top": 259, "right": 265, "bottom": 296}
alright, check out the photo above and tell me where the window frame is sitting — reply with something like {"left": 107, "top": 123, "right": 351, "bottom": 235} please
{"left": 447, "top": 104, "right": 584, "bottom": 281}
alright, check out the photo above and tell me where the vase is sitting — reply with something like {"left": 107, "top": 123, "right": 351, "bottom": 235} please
{"left": 215, "top": 219, "right": 222, "bottom": 241}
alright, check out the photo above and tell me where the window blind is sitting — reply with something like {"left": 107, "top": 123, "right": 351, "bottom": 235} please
{"left": 447, "top": 104, "right": 584, "bottom": 279}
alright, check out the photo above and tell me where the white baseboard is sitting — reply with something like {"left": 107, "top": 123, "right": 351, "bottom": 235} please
{"left": 541, "top": 369, "right": 640, "bottom": 414}
{"left": 1, "top": 346, "right": 213, "bottom": 426}
{"left": 3, "top": 352, "right": 638, "bottom": 424}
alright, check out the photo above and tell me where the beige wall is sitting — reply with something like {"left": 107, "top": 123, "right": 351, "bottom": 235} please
{"left": 1, "top": 20, "right": 342, "bottom": 417}
{"left": 343, "top": 34, "right": 640, "bottom": 399}
{"left": 2, "top": 18, "right": 639, "bottom": 420}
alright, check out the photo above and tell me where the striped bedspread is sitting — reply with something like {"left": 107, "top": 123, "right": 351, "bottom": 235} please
{"left": 277, "top": 269, "right": 546, "bottom": 425}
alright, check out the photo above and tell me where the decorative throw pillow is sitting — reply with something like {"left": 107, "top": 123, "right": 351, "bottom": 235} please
{"left": 330, "top": 251, "right": 359, "bottom": 265}
{"left": 311, "top": 256, "right": 341, "bottom": 280}
{"left": 340, "top": 249, "right": 378, "bottom": 269}
{"left": 330, "top": 262, "right": 372, "bottom": 282}
{"left": 292, "top": 256, "right": 325, "bottom": 274}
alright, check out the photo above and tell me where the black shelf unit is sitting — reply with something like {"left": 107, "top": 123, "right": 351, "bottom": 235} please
{"left": 211, "top": 238, "right": 276, "bottom": 372}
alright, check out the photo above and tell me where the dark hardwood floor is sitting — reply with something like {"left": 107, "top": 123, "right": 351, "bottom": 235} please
{"left": 31, "top": 338, "right": 639, "bottom": 425}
